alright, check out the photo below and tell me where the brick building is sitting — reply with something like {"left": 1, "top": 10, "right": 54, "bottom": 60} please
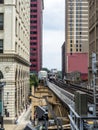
{"left": 30, "top": 0, "right": 44, "bottom": 74}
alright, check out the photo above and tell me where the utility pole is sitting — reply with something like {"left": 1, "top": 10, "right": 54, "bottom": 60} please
{"left": 92, "top": 53, "right": 98, "bottom": 117}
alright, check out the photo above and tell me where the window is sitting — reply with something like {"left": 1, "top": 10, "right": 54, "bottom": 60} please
{"left": 70, "top": 44, "right": 72, "bottom": 47}
{"left": 31, "top": 4, "right": 37, "bottom": 7}
{"left": 31, "top": 0, "right": 37, "bottom": 1}
{"left": 30, "top": 31, "right": 37, "bottom": 34}
{"left": 30, "top": 15, "right": 37, "bottom": 18}
{"left": 30, "top": 47, "right": 37, "bottom": 51}
{"left": 33, "top": 59, "right": 36, "bottom": 62}
{"left": 76, "top": 49, "right": 78, "bottom": 52}
{"left": 32, "top": 20, "right": 37, "bottom": 23}
{"left": 33, "top": 37, "right": 37, "bottom": 40}
{"left": 33, "top": 64, "right": 36, "bottom": 67}
{"left": 15, "top": 18, "right": 17, "bottom": 36}
{"left": 76, "top": 40, "right": 78, "bottom": 43}
{"left": 30, "top": 42, "right": 37, "bottom": 45}
{"left": 0, "top": 13, "right": 3, "bottom": 30}
{"left": 30, "top": 25, "right": 37, "bottom": 29}
{"left": 70, "top": 40, "right": 73, "bottom": 43}
{"left": 33, "top": 48, "right": 36, "bottom": 51}
{"left": 70, "top": 48, "right": 72, "bottom": 52}
{"left": 0, "top": 40, "right": 3, "bottom": 53}
{"left": 31, "top": 9, "right": 37, "bottom": 13}
{"left": 0, "top": 0, "right": 4, "bottom": 4}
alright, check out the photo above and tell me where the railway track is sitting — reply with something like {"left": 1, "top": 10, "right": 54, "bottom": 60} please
{"left": 50, "top": 79, "right": 94, "bottom": 104}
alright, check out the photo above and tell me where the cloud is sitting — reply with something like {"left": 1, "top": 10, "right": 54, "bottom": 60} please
{"left": 43, "top": 0, "right": 65, "bottom": 70}
{"left": 43, "top": 0, "right": 65, "bottom": 30}
{"left": 43, "top": 30, "right": 65, "bottom": 70}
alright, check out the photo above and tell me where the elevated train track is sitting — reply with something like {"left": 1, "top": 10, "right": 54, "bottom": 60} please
{"left": 47, "top": 79, "right": 98, "bottom": 130}
{"left": 50, "top": 79, "right": 94, "bottom": 104}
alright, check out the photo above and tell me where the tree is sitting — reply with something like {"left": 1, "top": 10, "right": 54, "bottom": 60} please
{"left": 30, "top": 74, "right": 38, "bottom": 91}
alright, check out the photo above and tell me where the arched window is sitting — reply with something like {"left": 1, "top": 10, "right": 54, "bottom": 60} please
{"left": 0, "top": 71, "right": 3, "bottom": 79}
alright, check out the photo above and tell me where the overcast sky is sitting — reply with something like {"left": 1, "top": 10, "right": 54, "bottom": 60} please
{"left": 43, "top": 0, "right": 65, "bottom": 71}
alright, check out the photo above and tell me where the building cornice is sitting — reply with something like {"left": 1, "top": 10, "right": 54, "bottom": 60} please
{"left": 0, "top": 54, "right": 30, "bottom": 66}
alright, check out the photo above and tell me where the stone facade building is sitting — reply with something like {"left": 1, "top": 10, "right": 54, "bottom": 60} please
{"left": 0, "top": 0, "right": 30, "bottom": 123}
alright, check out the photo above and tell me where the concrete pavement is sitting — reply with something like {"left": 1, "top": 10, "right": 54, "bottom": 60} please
{"left": 4, "top": 104, "right": 32, "bottom": 130}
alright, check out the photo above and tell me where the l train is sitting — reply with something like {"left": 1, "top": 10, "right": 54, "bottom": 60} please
{"left": 38, "top": 70, "right": 48, "bottom": 85}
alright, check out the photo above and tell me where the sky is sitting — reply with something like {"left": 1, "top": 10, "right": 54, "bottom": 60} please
{"left": 43, "top": 0, "right": 65, "bottom": 71}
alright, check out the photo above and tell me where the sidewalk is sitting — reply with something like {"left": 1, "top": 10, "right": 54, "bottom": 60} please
{"left": 4, "top": 104, "right": 32, "bottom": 130}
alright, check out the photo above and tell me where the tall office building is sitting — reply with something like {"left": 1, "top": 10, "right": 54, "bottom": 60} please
{"left": 30, "top": 0, "right": 44, "bottom": 74}
{"left": 65, "top": 0, "right": 89, "bottom": 80}
{"left": 88, "top": 0, "right": 98, "bottom": 84}
{"left": 0, "top": 0, "right": 30, "bottom": 123}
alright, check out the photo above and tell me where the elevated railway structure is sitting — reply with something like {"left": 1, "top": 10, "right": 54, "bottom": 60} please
{"left": 47, "top": 79, "right": 98, "bottom": 130}
{"left": 51, "top": 79, "right": 93, "bottom": 104}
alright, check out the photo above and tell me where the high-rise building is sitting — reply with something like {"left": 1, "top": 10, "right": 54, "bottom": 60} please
{"left": 0, "top": 0, "right": 30, "bottom": 123}
{"left": 88, "top": 0, "right": 98, "bottom": 84}
{"left": 30, "top": 0, "right": 44, "bottom": 74}
{"left": 65, "top": 0, "right": 89, "bottom": 80}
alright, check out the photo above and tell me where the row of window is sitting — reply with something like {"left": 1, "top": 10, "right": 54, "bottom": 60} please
{"left": 30, "top": 48, "right": 37, "bottom": 51}
{"left": 30, "top": 20, "right": 37, "bottom": 24}
{"left": 30, "top": 37, "right": 37, "bottom": 40}
{"left": 30, "top": 0, "right": 40, "bottom": 73}
{"left": 31, "top": 9, "right": 37, "bottom": 13}
{"left": 30, "top": 53, "right": 37, "bottom": 56}
{"left": 30, "top": 15, "right": 37, "bottom": 18}
{"left": 70, "top": 48, "right": 82, "bottom": 52}
{"left": 30, "top": 31, "right": 37, "bottom": 34}
{"left": 70, "top": 43, "right": 82, "bottom": 47}
{"left": 30, "top": 25, "right": 37, "bottom": 29}
{"left": 31, "top": 4, "right": 37, "bottom": 7}
{"left": 30, "top": 64, "right": 37, "bottom": 67}
{"left": 70, "top": 39, "right": 83, "bottom": 44}
{"left": 30, "top": 42, "right": 37, "bottom": 45}
{"left": 31, "top": 0, "right": 37, "bottom": 2}
{"left": 30, "top": 59, "right": 37, "bottom": 62}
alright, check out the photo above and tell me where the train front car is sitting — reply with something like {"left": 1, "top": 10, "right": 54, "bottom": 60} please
{"left": 38, "top": 70, "right": 48, "bottom": 86}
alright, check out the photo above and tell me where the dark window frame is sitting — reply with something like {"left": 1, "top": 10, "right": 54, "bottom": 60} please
{"left": 0, "top": 39, "right": 3, "bottom": 53}
{"left": 0, "top": 13, "right": 4, "bottom": 30}
{"left": 0, "top": 0, "right": 4, "bottom": 4}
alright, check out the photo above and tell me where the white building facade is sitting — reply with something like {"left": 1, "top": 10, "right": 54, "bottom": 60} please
{"left": 0, "top": 0, "right": 30, "bottom": 123}
{"left": 66, "top": 0, "right": 89, "bottom": 54}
